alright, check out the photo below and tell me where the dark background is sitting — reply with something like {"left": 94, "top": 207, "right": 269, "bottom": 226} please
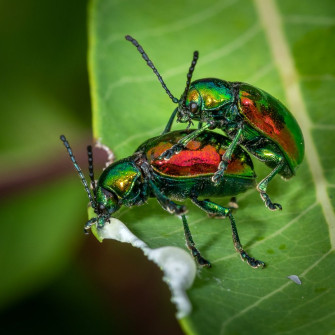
{"left": 0, "top": 1, "right": 182, "bottom": 334}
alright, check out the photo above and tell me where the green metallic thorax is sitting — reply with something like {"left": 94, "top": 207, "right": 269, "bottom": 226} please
{"left": 186, "top": 79, "right": 234, "bottom": 120}
{"left": 97, "top": 159, "right": 144, "bottom": 210}
{"left": 98, "top": 159, "right": 141, "bottom": 197}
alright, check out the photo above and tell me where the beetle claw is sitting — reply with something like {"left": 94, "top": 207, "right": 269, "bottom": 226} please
{"left": 212, "top": 162, "right": 228, "bottom": 185}
{"left": 240, "top": 251, "right": 265, "bottom": 268}
{"left": 176, "top": 205, "right": 187, "bottom": 215}
{"left": 159, "top": 144, "right": 184, "bottom": 161}
{"left": 158, "top": 149, "right": 173, "bottom": 161}
{"left": 197, "top": 256, "right": 211, "bottom": 268}
{"left": 269, "top": 202, "right": 282, "bottom": 211}
{"left": 191, "top": 249, "right": 211, "bottom": 267}
{"left": 247, "top": 258, "right": 265, "bottom": 269}
{"left": 167, "top": 204, "right": 187, "bottom": 215}
{"left": 211, "top": 175, "right": 220, "bottom": 185}
{"left": 260, "top": 192, "right": 282, "bottom": 211}
{"left": 212, "top": 170, "right": 224, "bottom": 185}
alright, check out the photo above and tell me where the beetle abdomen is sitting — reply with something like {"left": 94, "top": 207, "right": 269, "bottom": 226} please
{"left": 238, "top": 83, "right": 304, "bottom": 173}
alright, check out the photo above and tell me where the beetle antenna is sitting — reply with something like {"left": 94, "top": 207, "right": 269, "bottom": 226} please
{"left": 181, "top": 51, "right": 199, "bottom": 107}
{"left": 125, "top": 35, "right": 179, "bottom": 104}
{"left": 84, "top": 217, "right": 98, "bottom": 234}
{"left": 60, "top": 135, "right": 96, "bottom": 209}
{"left": 87, "top": 145, "right": 97, "bottom": 205}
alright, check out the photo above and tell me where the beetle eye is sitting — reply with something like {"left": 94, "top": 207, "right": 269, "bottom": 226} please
{"left": 101, "top": 187, "right": 117, "bottom": 202}
{"left": 101, "top": 187, "right": 113, "bottom": 197}
{"left": 189, "top": 102, "right": 198, "bottom": 114}
{"left": 99, "top": 204, "right": 105, "bottom": 211}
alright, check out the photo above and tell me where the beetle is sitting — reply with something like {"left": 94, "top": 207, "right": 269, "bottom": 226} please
{"left": 60, "top": 130, "right": 264, "bottom": 268}
{"left": 125, "top": 35, "right": 305, "bottom": 211}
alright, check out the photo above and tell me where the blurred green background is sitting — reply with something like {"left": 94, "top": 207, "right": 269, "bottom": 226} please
{"left": 2, "top": 0, "right": 334, "bottom": 334}
{"left": 0, "top": 0, "right": 182, "bottom": 334}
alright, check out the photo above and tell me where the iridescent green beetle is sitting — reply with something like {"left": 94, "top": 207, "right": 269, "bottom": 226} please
{"left": 125, "top": 36, "right": 305, "bottom": 211}
{"left": 61, "top": 130, "right": 264, "bottom": 268}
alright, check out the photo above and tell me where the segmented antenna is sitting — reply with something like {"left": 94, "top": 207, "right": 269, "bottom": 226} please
{"left": 125, "top": 35, "right": 179, "bottom": 103}
{"left": 181, "top": 51, "right": 199, "bottom": 107}
{"left": 87, "top": 145, "right": 97, "bottom": 205}
{"left": 60, "top": 135, "right": 96, "bottom": 209}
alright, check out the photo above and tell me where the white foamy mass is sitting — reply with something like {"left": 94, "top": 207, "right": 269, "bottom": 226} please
{"left": 93, "top": 218, "right": 196, "bottom": 319}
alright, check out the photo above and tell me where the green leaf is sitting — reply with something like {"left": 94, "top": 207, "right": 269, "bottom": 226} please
{"left": 89, "top": 0, "right": 335, "bottom": 334}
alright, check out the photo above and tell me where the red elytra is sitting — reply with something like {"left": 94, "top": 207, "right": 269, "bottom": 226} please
{"left": 238, "top": 84, "right": 304, "bottom": 171}
{"left": 147, "top": 139, "right": 251, "bottom": 178}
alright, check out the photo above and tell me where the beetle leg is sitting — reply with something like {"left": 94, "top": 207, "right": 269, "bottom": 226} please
{"left": 227, "top": 211, "right": 265, "bottom": 268}
{"left": 181, "top": 215, "right": 211, "bottom": 268}
{"left": 257, "top": 158, "right": 285, "bottom": 211}
{"left": 212, "top": 127, "right": 243, "bottom": 185}
{"left": 191, "top": 198, "right": 265, "bottom": 269}
{"left": 135, "top": 155, "right": 186, "bottom": 214}
{"left": 158, "top": 123, "right": 212, "bottom": 160}
{"left": 148, "top": 180, "right": 187, "bottom": 215}
{"left": 162, "top": 107, "right": 178, "bottom": 134}
{"left": 84, "top": 217, "right": 98, "bottom": 234}
{"left": 191, "top": 198, "right": 230, "bottom": 217}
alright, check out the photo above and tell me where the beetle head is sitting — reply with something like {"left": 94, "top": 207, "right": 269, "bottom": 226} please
{"left": 88, "top": 158, "right": 142, "bottom": 231}
{"left": 60, "top": 135, "right": 122, "bottom": 234}
{"left": 177, "top": 84, "right": 202, "bottom": 125}
{"left": 96, "top": 186, "right": 120, "bottom": 216}
{"left": 177, "top": 106, "right": 192, "bottom": 124}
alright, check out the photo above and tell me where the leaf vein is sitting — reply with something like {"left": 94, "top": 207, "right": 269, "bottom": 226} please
{"left": 105, "top": 0, "right": 240, "bottom": 44}
{"left": 254, "top": 0, "right": 335, "bottom": 249}
{"left": 284, "top": 15, "right": 335, "bottom": 26}
{"left": 220, "top": 249, "right": 332, "bottom": 334}
{"left": 212, "top": 202, "right": 318, "bottom": 264}
{"left": 279, "top": 310, "right": 335, "bottom": 335}
{"left": 104, "top": 24, "right": 261, "bottom": 100}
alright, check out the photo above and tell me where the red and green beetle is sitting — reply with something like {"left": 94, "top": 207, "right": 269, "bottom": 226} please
{"left": 61, "top": 130, "right": 264, "bottom": 268}
{"left": 125, "top": 35, "right": 305, "bottom": 211}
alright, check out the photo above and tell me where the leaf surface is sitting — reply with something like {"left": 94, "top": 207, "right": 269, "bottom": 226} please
{"left": 89, "top": 0, "right": 335, "bottom": 334}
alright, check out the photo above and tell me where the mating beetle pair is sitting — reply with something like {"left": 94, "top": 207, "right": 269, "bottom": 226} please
{"left": 61, "top": 130, "right": 264, "bottom": 268}
{"left": 125, "top": 36, "right": 304, "bottom": 211}
{"left": 62, "top": 36, "right": 304, "bottom": 268}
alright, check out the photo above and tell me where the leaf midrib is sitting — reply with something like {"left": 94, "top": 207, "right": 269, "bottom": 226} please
{"left": 219, "top": 0, "right": 335, "bottom": 333}
{"left": 255, "top": 0, "right": 335, "bottom": 248}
